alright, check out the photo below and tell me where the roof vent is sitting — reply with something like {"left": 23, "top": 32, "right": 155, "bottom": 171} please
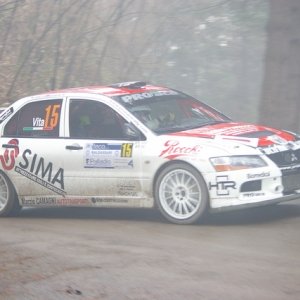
{"left": 109, "top": 81, "right": 147, "bottom": 89}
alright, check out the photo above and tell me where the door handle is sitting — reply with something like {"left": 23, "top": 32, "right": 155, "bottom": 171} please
{"left": 66, "top": 144, "right": 83, "bottom": 150}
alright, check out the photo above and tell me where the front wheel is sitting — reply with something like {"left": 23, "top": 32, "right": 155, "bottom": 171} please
{"left": 155, "top": 163, "right": 209, "bottom": 224}
{"left": 0, "top": 172, "right": 20, "bottom": 217}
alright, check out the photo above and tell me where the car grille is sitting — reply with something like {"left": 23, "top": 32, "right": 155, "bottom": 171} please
{"left": 266, "top": 148, "right": 300, "bottom": 168}
{"left": 281, "top": 168, "right": 300, "bottom": 193}
{"left": 263, "top": 147, "right": 300, "bottom": 194}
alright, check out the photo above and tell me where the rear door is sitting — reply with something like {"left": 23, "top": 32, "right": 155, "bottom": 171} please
{"left": 0, "top": 98, "right": 66, "bottom": 201}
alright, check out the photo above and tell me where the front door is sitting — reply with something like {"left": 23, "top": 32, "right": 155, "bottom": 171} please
{"left": 61, "top": 98, "right": 148, "bottom": 207}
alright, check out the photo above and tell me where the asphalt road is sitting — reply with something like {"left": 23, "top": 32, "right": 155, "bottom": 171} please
{"left": 0, "top": 199, "right": 300, "bottom": 300}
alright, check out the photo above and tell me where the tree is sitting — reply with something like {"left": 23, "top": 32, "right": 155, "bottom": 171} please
{"left": 259, "top": 0, "right": 300, "bottom": 132}
{"left": 0, "top": 0, "right": 268, "bottom": 122}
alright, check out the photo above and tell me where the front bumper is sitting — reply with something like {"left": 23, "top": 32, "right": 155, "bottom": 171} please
{"left": 205, "top": 164, "right": 300, "bottom": 210}
{"left": 210, "top": 193, "right": 300, "bottom": 212}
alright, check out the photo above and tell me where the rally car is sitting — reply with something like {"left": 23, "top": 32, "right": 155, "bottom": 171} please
{"left": 0, "top": 81, "right": 300, "bottom": 224}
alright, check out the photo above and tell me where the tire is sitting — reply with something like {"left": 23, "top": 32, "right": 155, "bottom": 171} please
{"left": 155, "top": 163, "right": 209, "bottom": 225}
{"left": 0, "top": 172, "right": 20, "bottom": 217}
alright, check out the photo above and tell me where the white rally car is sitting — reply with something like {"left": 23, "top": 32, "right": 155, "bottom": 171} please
{"left": 0, "top": 81, "right": 300, "bottom": 224}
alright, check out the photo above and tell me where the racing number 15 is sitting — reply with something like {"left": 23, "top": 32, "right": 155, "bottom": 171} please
{"left": 121, "top": 143, "right": 133, "bottom": 157}
{"left": 44, "top": 104, "right": 60, "bottom": 129}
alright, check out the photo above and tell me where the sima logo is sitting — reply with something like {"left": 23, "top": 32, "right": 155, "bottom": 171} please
{"left": 19, "top": 149, "right": 64, "bottom": 189}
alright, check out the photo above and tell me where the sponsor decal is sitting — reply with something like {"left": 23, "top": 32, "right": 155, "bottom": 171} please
{"left": 0, "top": 139, "right": 19, "bottom": 170}
{"left": 120, "top": 90, "right": 178, "bottom": 104}
{"left": 23, "top": 197, "right": 56, "bottom": 205}
{"left": 247, "top": 172, "right": 270, "bottom": 179}
{"left": 190, "top": 124, "right": 260, "bottom": 136}
{"left": 159, "top": 140, "right": 202, "bottom": 159}
{"left": 266, "top": 135, "right": 287, "bottom": 145}
{"left": 117, "top": 182, "right": 138, "bottom": 197}
{"left": 56, "top": 198, "right": 90, "bottom": 205}
{"left": 91, "top": 197, "right": 128, "bottom": 204}
{"left": 21, "top": 197, "right": 90, "bottom": 206}
{"left": 16, "top": 149, "right": 65, "bottom": 196}
{"left": 259, "top": 144, "right": 294, "bottom": 155}
{"left": 209, "top": 175, "right": 236, "bottom": 196}
{"left": 21, "top": 198, "right": 36, "bottom": 206}
{"left": 85, "top": 143, "right": 133, "bottom": 168}
{"left": 0, "top": 107, "right": 13, "bottom": 123}
{"left": 23, "top": 104, "right": 60, "bottom": 131}
{"left": 242, "top": 192, "right": 265, "bottom": 198}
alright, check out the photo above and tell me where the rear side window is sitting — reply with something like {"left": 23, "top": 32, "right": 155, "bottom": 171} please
{"left": 4, "top": 99, "right": 62, "bottom": 138}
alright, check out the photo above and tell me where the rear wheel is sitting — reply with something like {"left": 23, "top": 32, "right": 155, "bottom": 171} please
{"left": 0, "top": 172, "right": 20, "bottom": 217}
{"left": 155, "top": 163, "right": 208, "bottom": 224}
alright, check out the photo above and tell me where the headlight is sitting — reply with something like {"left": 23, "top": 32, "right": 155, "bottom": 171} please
{"left": 210, "top": 155, "right": 267, "bottom": 172}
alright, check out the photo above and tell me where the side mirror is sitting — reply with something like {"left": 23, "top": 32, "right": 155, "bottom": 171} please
{"left": 123, "top": 123, "right": 143, "bottom": 140}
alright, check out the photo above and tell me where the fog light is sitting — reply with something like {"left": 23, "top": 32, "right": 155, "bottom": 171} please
{"left": 274, "top": 185, "right": 284, "bottom": 193}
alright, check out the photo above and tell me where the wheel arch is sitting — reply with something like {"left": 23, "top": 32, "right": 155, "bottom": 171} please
{"left": 0, "top": 169, "right": 20, "bottom": 197}
{"left": 152, "top": 159, "right": 210, "bottom": 207}
{"left": 0, "top": 170, "right": 21, "bottom": 214}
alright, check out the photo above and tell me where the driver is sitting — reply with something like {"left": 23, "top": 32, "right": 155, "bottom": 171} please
{"left": 131, "top": 105, "right": 159, "bottom": 130}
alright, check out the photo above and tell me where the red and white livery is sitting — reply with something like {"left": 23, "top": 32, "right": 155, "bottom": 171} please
{"left": 0, "top": 81, "right": 299, "bottom": 224}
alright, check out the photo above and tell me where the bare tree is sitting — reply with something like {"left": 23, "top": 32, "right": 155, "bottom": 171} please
{"left": 5, "top": 0, "right": 83, "bottom": 98}
{"left": 0, "top": 0, "right": 22, "bottom": 60}
{"left": 0, "top": 0, "right": 268, "bottom": 121}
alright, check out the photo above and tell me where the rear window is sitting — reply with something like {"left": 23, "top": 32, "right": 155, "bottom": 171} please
{"left": 4, "top": 99, "right": 62, "bottom": 138}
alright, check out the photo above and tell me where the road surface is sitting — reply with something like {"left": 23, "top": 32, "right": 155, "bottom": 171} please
{"left": 1, "top": 199, "right": 300, "bottom": 300}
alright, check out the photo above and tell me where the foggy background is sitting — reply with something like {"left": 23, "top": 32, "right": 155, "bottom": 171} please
{"left": 0, "top": 0, "right": 299, "bottom": 131}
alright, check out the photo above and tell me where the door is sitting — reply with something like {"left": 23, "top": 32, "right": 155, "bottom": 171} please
{"left": 61, "top": 98, "right": 148, "bottom": 206}
{"left": 0, "top": 98, "right": 66, "bottom": 201}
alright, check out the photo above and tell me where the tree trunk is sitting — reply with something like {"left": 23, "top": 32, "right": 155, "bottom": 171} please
{"left": 259, "top": 0, "right": 300, "bottom": 132}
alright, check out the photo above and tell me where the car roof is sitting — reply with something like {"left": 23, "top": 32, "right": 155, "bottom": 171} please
{"left": 37, "top": 81, "right": 171, "bottom": 98}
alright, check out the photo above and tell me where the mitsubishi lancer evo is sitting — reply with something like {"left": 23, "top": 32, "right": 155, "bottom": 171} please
{"left": 0, "top": 81, "right": 299, "bottom": 224}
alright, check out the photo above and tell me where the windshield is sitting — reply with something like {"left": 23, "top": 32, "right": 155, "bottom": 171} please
{"left": 116, "top": 92, "right": 231, "bottom": 134}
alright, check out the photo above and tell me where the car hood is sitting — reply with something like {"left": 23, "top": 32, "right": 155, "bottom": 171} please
{"left": 168, "top": 122, "right": 296, "bottom": 147}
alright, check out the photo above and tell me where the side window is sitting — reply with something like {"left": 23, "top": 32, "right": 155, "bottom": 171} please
{"left": 69, "top": 99, "right": 127, "bottom": 140}
{"left": 4, "top": 99, "right": 62, "bottom": 138}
